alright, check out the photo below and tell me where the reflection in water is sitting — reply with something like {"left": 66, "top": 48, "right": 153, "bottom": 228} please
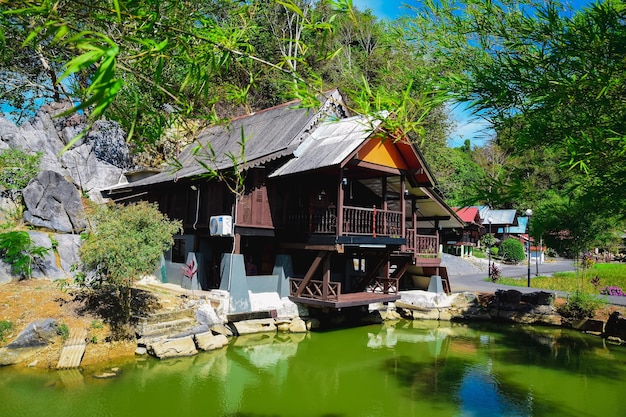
{"left": 0, "top": 321, "right": 625, "bottom": 417}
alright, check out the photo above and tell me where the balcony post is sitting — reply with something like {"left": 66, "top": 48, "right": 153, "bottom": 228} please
{"left": 338, "top": 170, "right": 345, "bottom": 236}
{"left": 401, "top": 176, "right": 406, "bottom": 246}
{"left": 382, "top": 177, "right": 388, "bottom": 235}
{"left": 322, "top": 253, "right": 331, "bottom": 300}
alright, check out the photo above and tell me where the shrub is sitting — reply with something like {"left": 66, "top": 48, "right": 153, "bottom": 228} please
{"left": 489, "top": 263, "right": 501, "bottom": 282}
{"left": 78, "top": 202, "right": 182, "bottom": 326}
{"left": 500, "top": 238, "right": 526, "bottom": 263}
{"left": 0, "top": 231, "right": 50, "bottom": 279}
{"left": 0, "top": 320, "right": 13, "bottom": 342}
{"left": 559, "top": 291, "right": 606, "bottom": 320}
{"left": 490, "top": 247, "right": 499, "bottom": 257}
{"left": 57, "top": 322, "right": 70, "bottom": 341}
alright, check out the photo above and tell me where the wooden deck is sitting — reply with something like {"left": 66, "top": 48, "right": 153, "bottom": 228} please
{"left": 289, "top": 292, "right": 400, "bottom": 309}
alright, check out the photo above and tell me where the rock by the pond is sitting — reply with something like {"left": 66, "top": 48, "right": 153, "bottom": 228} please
{"left": 0, "top": 346, "right": 42, "bottom": 366}
{"left": 7, "top": 318, "right": 58, "bottom": 348}
{"left": 210, "top": 324, "right": 234, "bottom": 337}
{"left": 288, "top": 318, "right": 307, "bottom": 333}
{"left": 232, "top": 319, "right": 277, "bottom": 335}
{"left": 194, "top": 332, "right": 229, "bottom": 351}
{"left": 148, "top": 336, "right": 198, "bottom": 359}
{"left": 93, "top": 368, "right": 121, "bottom": 379}
{"left": 22, "top": 170, "right": 88, "bottom": 233}
{"left": 196, "top": 302, "right": 222, "bottom": 327}
{"left": 605, "top": 312, "right": 626, "bottom": 341}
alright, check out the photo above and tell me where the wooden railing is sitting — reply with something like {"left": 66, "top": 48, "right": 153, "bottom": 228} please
{"left": 406, "top": 229, "right": 439, "bottom": 257}
{"left": 290, "top": 278, "right": 341, "bottom": 301}
{"left": 287, "top": 205, "right": 402, "bottom": 237}
{"left": 342, "top": 205, "right": 402, "bottom": 236}
{"left": 366, "top": 277, "right": 400, "bottom": 294}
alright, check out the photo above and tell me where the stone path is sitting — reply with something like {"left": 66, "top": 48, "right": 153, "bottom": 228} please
{"left": 56, "top": 328, "right": 88, "bottom": 369}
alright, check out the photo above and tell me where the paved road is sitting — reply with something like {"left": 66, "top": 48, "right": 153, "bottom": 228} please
{"left": 444, "top": 255, "right": 626, "bottom": 307}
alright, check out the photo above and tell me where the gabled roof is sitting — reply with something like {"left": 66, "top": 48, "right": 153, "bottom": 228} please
{"left": 268, "top": 115, "right": 383, "bottom": 177}
{"left": 106, "top": 89, "right": 348, "bottom": 192}
{"left": 267, "top": 113, "right": 436, "bottom": 187}
{"left": 454, "top": 207, "right": 481, "bottom": 225}
{"left": 479, "top": 207, "right": 518, "bottom": 227}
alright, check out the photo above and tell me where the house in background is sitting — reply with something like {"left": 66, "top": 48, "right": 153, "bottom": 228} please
{"left": 479, "top": 207, "right": 518, "bottom": 241}
{"left": 104, "top": 89, "right": 463, "bottom": 314}
{"left": 442, "top": 207, "right": 482, "bottom": 257}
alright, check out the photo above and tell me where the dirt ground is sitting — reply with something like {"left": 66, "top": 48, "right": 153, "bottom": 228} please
{"left": 0, "top": 279, "right": 184, "bottom": 370}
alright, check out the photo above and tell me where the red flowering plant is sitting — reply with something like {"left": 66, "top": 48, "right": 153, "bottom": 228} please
{"left": 182, "top": 258, "right": 197, "bottom": 279}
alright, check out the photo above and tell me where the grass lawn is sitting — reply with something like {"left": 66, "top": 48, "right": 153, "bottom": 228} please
{"left": 495, "top": 263, "right": 626, "bottom": 296}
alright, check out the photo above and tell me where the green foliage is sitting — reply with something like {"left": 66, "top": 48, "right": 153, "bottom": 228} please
{"left": 473, "top": 248, "right": 486, "bottom": 259}
{"left": 80, "top": 202, "right": 182, "bottom": 286}
{"left": 408, "top": 0, "right": 626, "bottom": 222}
{"left": 78, "top": 201, "right": 181, "bottom": 323}
{"left": 559, "top": 291, "right": 606, "bottom": 320}
{"left": 490, "top": 247, "right": 499, "bottom": 257}
{"left": 0, "top": 231, "right": 50, "bottom": 279}
{"left": 499, "top": 238, "right": 525, "bottom": 263}
{"left": 0, "top": 203, "right": 24, "bottom": 230}
{"left": 481, "top": 233, "right": 496, "bottom": 248}
{"left": 90, "top": 319, "right": 104, "bottom": 330}
{"left": 497, "top": 264, "right": 626, "bottom": 297}
{"left": 0, "top": 320, "right": 13, "bottom": 342}
{"left": 0, "top": 148, "right": 42, "bottom": 191}
{"left": 57, "top": 322, "right": 70, "bottom": 341}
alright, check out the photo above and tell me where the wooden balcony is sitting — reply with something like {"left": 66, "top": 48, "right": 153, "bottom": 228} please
{"left": 288, "top": 205, "right": 403, "bottom": 237}
{"left": 406, "top": 229, "right": 439, "bottom": 258}
{"left": 289, "top": 277, "right": 400, "bottom": 308}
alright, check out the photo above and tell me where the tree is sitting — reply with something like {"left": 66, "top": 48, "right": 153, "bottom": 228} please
{"left": 79, "top": 202, "right": 182, "bottom": 327}
{"left": 407, "top": 0, "right": 626, "bottom": 220}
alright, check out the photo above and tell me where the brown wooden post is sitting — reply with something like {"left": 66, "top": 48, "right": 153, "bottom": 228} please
{"left": 400, "top": 176, "right": 406, "bottom": 246}
{"left": 338, "top": 170, "right": 344, "bottom": 236}
{"left": 372, "top": 205, "right": 377, "bottom": 237}
{"left": 412, "top": 197, "right": 418, "bottom": 256}
{"left": 382, "top": 177, "right": 388, "bottom": 235}
{"left": 322, "top": 252, "right": 331, "bottom": 300}
{"left": 295, "top": 251, "right": 326, "bottom": 297}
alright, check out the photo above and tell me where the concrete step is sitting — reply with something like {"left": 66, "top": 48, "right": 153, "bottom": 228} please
{"left": 135, "top": 308, "right": 196, "bottom": 326}
{"left": 136, "top": 317, "right": 197, "bottom": 338}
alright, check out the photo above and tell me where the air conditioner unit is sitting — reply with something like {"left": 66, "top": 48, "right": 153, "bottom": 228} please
{"left": 209, "top": 215, "right": 233, "bottom": 237}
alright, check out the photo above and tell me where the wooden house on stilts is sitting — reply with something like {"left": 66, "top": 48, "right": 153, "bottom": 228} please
{"left": 104, "top": 90, "right": 463, "bottom": 314}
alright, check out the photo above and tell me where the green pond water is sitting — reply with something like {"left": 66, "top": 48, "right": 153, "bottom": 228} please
{"left": 1, "top": 320, "right": 625, "bottom": 417}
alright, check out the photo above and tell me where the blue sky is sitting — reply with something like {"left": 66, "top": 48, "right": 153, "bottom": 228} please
{"left": 352, "top": 0, "right": 596, "bottom": 147}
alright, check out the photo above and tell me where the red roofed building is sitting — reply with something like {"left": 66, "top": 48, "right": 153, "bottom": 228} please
{"left": 442, "top": 207, "right": 482, "bottom": 257}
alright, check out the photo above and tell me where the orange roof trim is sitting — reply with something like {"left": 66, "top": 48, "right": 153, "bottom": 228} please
{"left": 357, "top": 137, "right": 410, "bottom": 170}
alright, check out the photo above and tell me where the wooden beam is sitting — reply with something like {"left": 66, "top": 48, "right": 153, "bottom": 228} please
{"left": 280, "top": 243, "right": 342, "bottom": 252}
{"left": 295, "top": 251, "right": 327, "bottom": 297}
{"left": 391, "top": 259, "right": 411, "bottom": 279}
{"left": 417, "top": 216, "right": 451, "bottom": 221}
{"left": 357, "top": 251, "right": 391, "bottom": 291}
{"left": 350, "top": 160, "right": 402, "bottom": 175}
{"left": 322, "top": 253, "right": 331, "bottom": 300}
